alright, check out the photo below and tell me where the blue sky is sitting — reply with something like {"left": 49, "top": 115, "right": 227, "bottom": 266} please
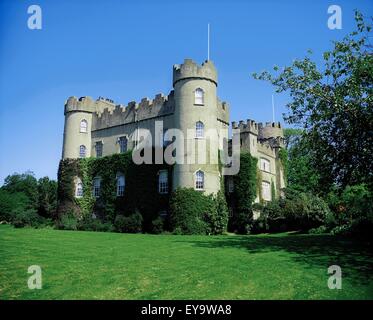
{"left": 0, "top": 0, "right": 372, "bottom": 184}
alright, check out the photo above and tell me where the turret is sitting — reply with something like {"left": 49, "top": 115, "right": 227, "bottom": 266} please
{"left": 62, "top": 96, "right": 94, "bottom": 159}
{"left": 172, "top": 59, "right": 221, "bottom": 194}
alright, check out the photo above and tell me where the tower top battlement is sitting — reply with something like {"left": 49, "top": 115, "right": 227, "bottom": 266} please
{"left": 232, "top": 119, "right": 258, "bottom": 135}
{"left": 173, "top": 59, "right": 217, "bottom": 86}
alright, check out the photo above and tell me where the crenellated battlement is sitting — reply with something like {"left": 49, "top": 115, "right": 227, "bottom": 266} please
{"left": 92, "top": 91, "right": 175, "bottom": 131}
{"left": 231, "top": 119, "right": 259, "bottom": 135}
{"left": 173, "top": 59, "right": 218, "bottom": 86}
{"left": 258, "top": 121, "right": 283, "bottom": 140}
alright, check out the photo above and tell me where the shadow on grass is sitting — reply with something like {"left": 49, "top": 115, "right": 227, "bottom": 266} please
{"left": 178, "top": 234, "right": 373, "bottom": 285}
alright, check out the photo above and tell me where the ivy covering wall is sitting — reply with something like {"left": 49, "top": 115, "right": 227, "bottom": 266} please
{"left": 57, "top": 151, "right": 171, "bottom": 232}
{"left": 226, "top": 152, "right": 258, "bottom": 233}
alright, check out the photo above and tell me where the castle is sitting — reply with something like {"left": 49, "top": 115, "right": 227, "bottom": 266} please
{"left": 62, "top": 59, "right": 285, "bottom": 203}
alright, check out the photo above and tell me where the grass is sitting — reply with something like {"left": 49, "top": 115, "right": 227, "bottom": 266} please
{"left": 0, "top": 224, "right": 372, "bottom": 300}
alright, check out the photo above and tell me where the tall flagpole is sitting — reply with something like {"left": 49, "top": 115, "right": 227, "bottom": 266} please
{"left": 207, "top": 23, "right": 210, "bottom": 61}
{"left": 272, "top": 94, "right": 275, "bottom": 123}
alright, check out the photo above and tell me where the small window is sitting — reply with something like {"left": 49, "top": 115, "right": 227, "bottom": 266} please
{"left": 116, "top": 173, "right": 125, "bottom": 196}
{"left": 194, "top": 88, "right": 204, "bottom": 105}
{"left": 195, "top": 121, "right": 204, "bottom": 138}
{"left": 93, "top": 177, "right": 101, "bottom": 198}
{"left": 79, "top": 145, "right": 86, "bottom": 158}
{"left": 75, "top": 180, "right": 83, "bottom": 198}
{"left": 195, "top": 170, "right": 204, "bottom": 190}
{"left": 262, "top": 181, "right": 271, "bottom": 201}
{"left": 118, "top": 136, "right": 128, "bottom": 153}
{"left": 95, "top": 141, "right": 103, "bottom": 158}
{"left": 260, "top": 158, "right": 271, "bottom": 172}
{"left": 80, "top": 120, "right": 88, "bottom": 133}
{"left": 158, "top": 170, "right": 168, "bottom": 194}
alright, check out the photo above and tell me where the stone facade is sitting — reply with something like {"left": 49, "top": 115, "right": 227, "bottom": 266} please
{"left": 62, "top": 59, "right": 285, "bottom": 200}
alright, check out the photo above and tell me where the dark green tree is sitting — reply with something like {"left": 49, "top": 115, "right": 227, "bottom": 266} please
{"left": 37, "top": 177, "right": 58, "bottom": 218}
{"left": 253, "top": 11, "right": 373, "bottom": 192}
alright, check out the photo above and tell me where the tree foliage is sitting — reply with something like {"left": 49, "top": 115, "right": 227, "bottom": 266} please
{"left": 253, "top": 11, "right": 373, "bottom": 191}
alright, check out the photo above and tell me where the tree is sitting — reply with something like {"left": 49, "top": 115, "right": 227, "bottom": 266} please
{"left": 2, "top": 171, "right": 39, "bottom": 208}
{"left": 253, "top": 11, "right": 372, "bottom": 192}
{"left": 283, "top": 128, "right": 320, "bottom": 194}
{"left": 37, "top": 177, "right": 58, "bottom": 218}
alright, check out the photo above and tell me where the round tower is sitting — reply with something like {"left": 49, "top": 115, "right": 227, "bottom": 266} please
{"left": 172, "top": 59, "right": 221, "bottom": 194}
{"left": 62, "top": 96, "right": 94, "bottom": 159}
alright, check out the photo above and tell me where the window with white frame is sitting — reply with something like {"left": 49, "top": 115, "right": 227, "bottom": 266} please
{"left": 93, "top": 177, "right": 101, "bottom": 198}
{"left": 95, "top": 141, "right": 103, "bottom": 158}
{"left": 195, "top": 170, "right": 204, "bottom": 190}
{"left": 195, "top": 121, "right": 204, "bottom": 138}
{"left": 262, "top": 181, "right": 271, "bottom": 201}
{"left": 260, "top": 158, "right": 271, "bottom": 172}
{"left": 79, "top": 145, "right": 86, "bottom": 158}
{"left": 116, "top": 173, "right": 125, "bottom": 196}
{"left": 194, "top": 88, "right": 204, "bottom": 105}
{"left": 119, "top": 136, "right": 128, "bottom": 153}
{"left": 80, "top": 120, "right": 88, "bottom": 133}
{"left": 75, "top": 179, "right": 83, "bottom": 198}
{"left": 158, "top": 170, "right": 168, "bottom": 194}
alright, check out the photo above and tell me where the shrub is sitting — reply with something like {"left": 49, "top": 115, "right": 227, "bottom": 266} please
{"left": 57, "top": 214, "right": 78, "bottom": 230}
{"left": 151, "top": 217, "right": 164, "bottom": 234}
{"left": 12, "top": 208, "right": 44, "bottom": 228}
{"left": 169, "top": 188, "right": 215, "bottom": 235}
{"left": 114, "top": 211, "right": 143, "bottom": 233}
{"left": 78, "top": 215, "right": 114, "bottom": 232}
{"left": 326, "top": 184, "right": 373, "bottom": 241}
{"left": 205, "top": 190, "right": 229, "bottom": 235}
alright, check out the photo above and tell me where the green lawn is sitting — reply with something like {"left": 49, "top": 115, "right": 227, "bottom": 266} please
{"left": 0, "top": 224, "right": 372, "bottom": 300}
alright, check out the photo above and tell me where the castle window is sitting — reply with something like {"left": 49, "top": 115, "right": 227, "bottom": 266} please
{"left": 158, "top": 170, "right": 168, "bottom": 194}
{"left": 260, "top": 158, "right": 270, "bottom": 172}
{"left": 195, "top": 121, "right": 204, "bottom": 138}
{"left": 119, "top": 136, "right": 128, "bottom": 153}
{"left": 194, "top": 88, "right": 204, "bottom": 105}
{"left": 262, "top": 181, "right": 271, "bottom": 201}
{"left": 79, "top": 145, "right": 86, "bottom": 158}
{"left": 80, "top": 120, "right": 88, "bottom": 133}
{"left": 95, "top": 141, "right": 103, "bottom": 158}
{"left": 93, "top": 177, "right": 101, "bottom": 198}
{"left": 195, "top": 170, "right": 204, "bottom": 190}
{"left": 116, "top": 173, "right": 125, "bottom": 196}
{"left": 75, "top": 178, "right": 83, "bottom": 198}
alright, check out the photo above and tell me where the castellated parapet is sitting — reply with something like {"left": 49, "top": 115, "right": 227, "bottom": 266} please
{"left": 232, "top": 119, "right": 259, "bottom": 135}
{"left": 173, "top": 59, "right": 218, "bottom": 86}
{"left": 258, "top": 122, "right": 283, "bottom": 140}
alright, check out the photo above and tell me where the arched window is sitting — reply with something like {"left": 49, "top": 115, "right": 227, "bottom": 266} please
{"left": 80, "top": 120, "right": 88, "bottom": 133}
{"left": 195, "top": 121, "right": 204, "bottom": 138}
{"left": 79, "top": 145, "right": 86, "bottom": 158}
{"left": 75, "top": 179, "right": 83, "bottom": 198}
{"left": 116, "top": 173, "right": 125, "bottom": 196}
{"left": 194, "top": 88, "right": 204, "bottom": 105}
{"left": 195, "top": 170, "right": 204, "bottom": 190}
{"left": 93, "top": 177, "right": 101, "bottom": 198}
{"left": 118, "top": 136, "right": 128, "bottom": 153}
{"left": 158, "top": 170, "right": 168, "bottom": 194}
